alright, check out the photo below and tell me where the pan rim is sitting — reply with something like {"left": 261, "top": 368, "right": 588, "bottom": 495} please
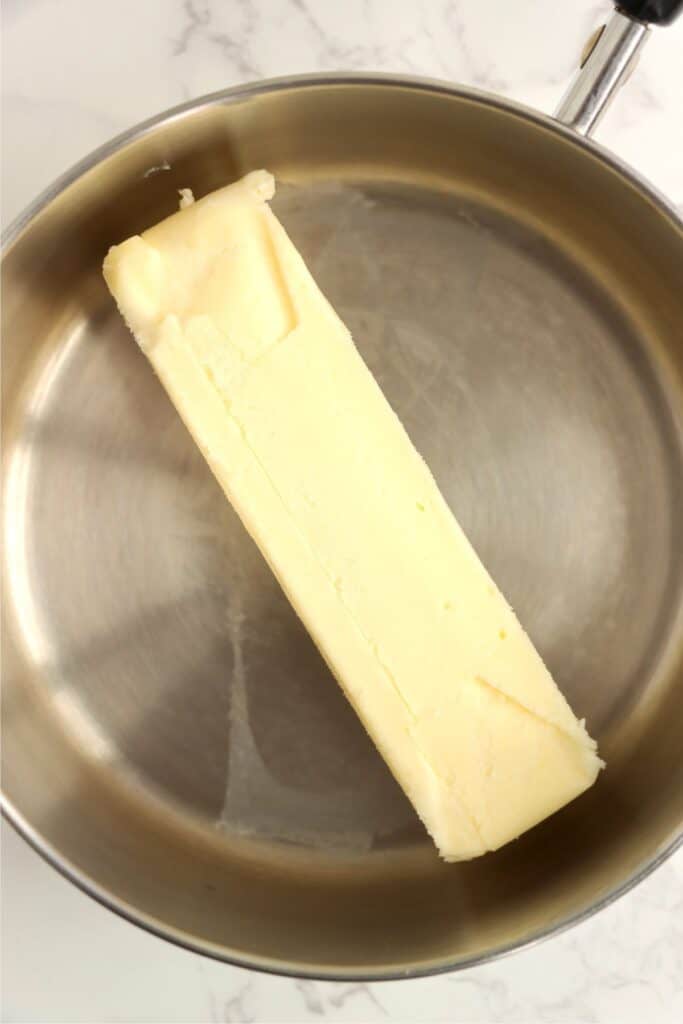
{"left": 3, "top": 799, "right": 682, "bottom": 981}
{"left": 2, "top": 71, "right": 682, "bottom": 981}
{"left": 2, "top": 71, "right": 682, "bottom": 249}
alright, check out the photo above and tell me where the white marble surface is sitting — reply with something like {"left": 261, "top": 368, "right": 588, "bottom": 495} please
{"left": 2, "top": 1, "right": 682, "bottom": 1021}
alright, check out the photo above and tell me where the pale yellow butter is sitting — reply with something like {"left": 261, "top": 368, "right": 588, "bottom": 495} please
{"left": 103, "top": 170, "right": 603, "bottom": 860}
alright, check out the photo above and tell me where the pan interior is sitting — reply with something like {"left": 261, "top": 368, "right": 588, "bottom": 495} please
{"left": 3, "top": 84, "right": 682, "bottom": 975}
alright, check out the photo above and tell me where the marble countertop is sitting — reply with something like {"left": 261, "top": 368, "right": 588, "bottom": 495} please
{"left": 2, "top": 1, "right": 682, "bottom": 1021}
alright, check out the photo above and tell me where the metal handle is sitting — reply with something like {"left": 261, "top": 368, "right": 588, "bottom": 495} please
{"left": 555, "top": 0, "right": 682, "bottom": 137}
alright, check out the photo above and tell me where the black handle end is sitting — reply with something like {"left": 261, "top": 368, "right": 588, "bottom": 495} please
{"left": 617, "top": 0, "right": 683, "bottom": 24}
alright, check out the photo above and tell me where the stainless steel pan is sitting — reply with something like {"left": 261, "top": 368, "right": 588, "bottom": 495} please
{"left": 3, "top": 2, "right": 683, "bottom": 979}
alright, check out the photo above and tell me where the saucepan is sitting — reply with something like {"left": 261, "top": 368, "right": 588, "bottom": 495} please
{"left": 2, "top": 0, "right": 682, "bottom": 979}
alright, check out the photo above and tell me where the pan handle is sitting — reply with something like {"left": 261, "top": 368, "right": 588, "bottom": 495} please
{"left": 555, "top": 1, "right": 682, "bottom": 136}
{"left": 617, "top": 0, "right": 683, "bottom": 23}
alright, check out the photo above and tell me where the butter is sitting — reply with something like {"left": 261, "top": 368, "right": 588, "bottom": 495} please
{"left": 103, "top": 170, "right": 603, "bottom": 860}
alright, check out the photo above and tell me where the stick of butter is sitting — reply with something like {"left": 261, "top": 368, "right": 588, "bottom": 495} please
{"left": 103, "top": 170, "right": 603, "bottom": 860}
